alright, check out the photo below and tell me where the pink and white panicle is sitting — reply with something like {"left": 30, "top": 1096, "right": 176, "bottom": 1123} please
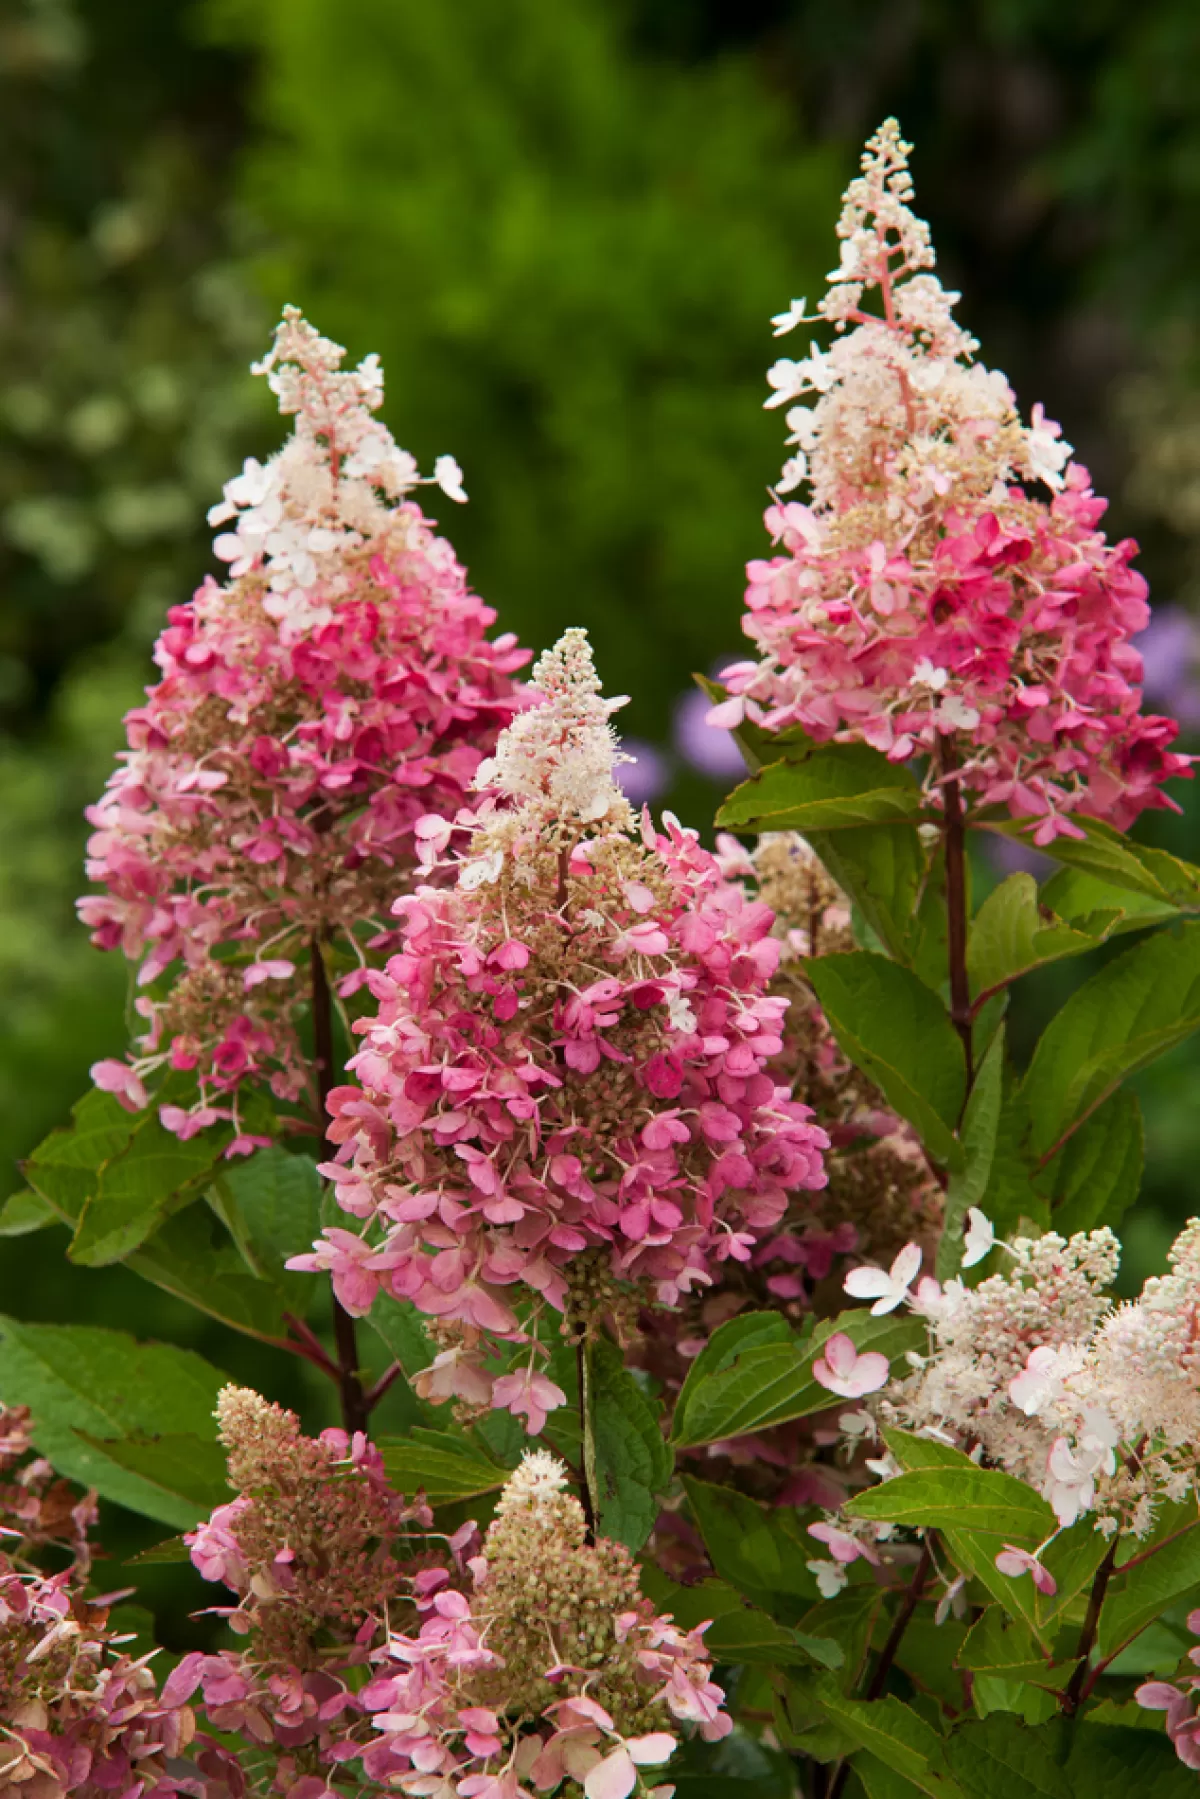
{"left": 80, "top": 307, "right": 527, "bottom": 1145}
{"left": 715, "top": 120, "right": 1189, "bottom": 842}
{"left": 294, "top": 628, "right": 828, "bottom": 1427}
{"left": 359, "top": 1451, "right": 729, "bottom": 1799}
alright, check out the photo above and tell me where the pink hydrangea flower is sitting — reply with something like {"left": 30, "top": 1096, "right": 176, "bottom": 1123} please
{"left": 292, "top": 630, "right": 828, "bottom": 1425}
{"left": 812, "top": 1331, "right": 890, "bottom": 1399}
{"left": 79, "top": 308, "right": 527, "bottom": 1141}
{"left": 994, "top": 1545, "right": 1056, "bottom": 1595}
{"left": 719, "top": 121, "right": 1190, "bottom": 841}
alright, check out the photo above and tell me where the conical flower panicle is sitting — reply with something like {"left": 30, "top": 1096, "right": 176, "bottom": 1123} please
{"left": 719, "top": 120, "right": 1190, "bottom": 842}
{"left": 79, "top": 308, "right": 528, "bottom": 1143}
{"left": 293, "top": 629, "right": 829, "bottom": 1431}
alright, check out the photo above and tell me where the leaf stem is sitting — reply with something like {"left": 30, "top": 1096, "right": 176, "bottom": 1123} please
{"left": 311, "top": 936, "right": 369, "bottom": 1437}
{"left": 940, "top": 742, "right": 974, "bottom": 1089}
{"left": 577, "top": 1335, "right": 600, "bottom": 1541}
{"left": 1062, "top": 1534, "right": 1120, "bottom": 1713}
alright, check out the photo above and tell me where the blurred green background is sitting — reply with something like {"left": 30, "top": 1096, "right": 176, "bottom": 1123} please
{"left": 5, "top": 0, "right": 1200, "bottom": 1385}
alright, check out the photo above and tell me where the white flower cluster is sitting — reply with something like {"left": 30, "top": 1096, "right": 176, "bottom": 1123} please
{"left": 473, "top": 626, "right": 634, "bottom": 836}
{"left": 846, "top": 1218, "right": 1200, "bottom": 1540}
{"left": 765, "top": 119, "right": 1071, "bottom": 509}
{"left": 207, "top": 306, "right": 467, "bottom": 639}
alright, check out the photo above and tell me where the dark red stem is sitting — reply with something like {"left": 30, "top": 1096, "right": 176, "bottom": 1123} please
{"left": 1063, "top": 1535, "right": 1120, "bottom": 1713}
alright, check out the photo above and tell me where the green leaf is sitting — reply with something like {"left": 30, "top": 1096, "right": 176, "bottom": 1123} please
{"left": 1064, "top": 1723, "right": 1200, "bottom": 1799}
{"left": 805, "top": 952, "right": 967, "bottom": 1166}
{"left": 814, "top": 1690, "right": 962, "bottom": 1798}
{"left": 69, "top": 1110, "right": 232, "bottom": 1267}
{"left": 78, "top": 1433, "right": 230, "bottom": 1520}
{"left": 717, "top": 743, "right": 926, "bottom": 834}
{"left": 1032, "top": 1518, "right": 1111, "bottom": 1636}
{"left": 845, "top": 1461, "right": 1057, "bottom": 1543}
{"left": 24, "top": 1089, "right": 137, "bottom": 1221}
{"left": 856, "top": 1752, "right": 944, "bottom": 1799}
{"left": 0, "top": 1315, "right": 227, "bottom": 1526}
{"left": 940, "top": 1715, "right": 1069, "bottom": 1799}
{"left": 1022, "top": 921, "right": 1200, "bottom": 1159}
{"left": 806, "top": 824, "right": 926, "bottom": 962}
{"left": 984, "top": 816, "right": 1200, "bottom": 912}
{"left": 975, "top": 1081, "right": 1048, "bottom": 1244}
{"left": 377, "top": 1435, "right": 508, "bottom": 1505}
{"left": 1038, "top": 1089, "right": 1143, "bottom": 1235}
{"left": 682, "top": 1476, "right": 818, "bottom": 1616}
{"left": 967, "top": 873, "right": 1122, "bottom": 1002}
{"left": 671, "top": 1311, "right": 924, "bottom": 1449}
{"left": 1040, "top": 867, "right": 1183, "bottom": 936}
{"left": 366, "top": 1293, "right": 435, "bottom": 1375}
{"left": 956, "top": 1608, "right": 1056, "bottom": 1683}
{"left": 0, "top": 1190, "right": 59, "bottom": 1237}
{"left": 1097, "top": 1519, "right": 1200, "bottom": 1657}
{"left": 125, "top": 1206, "right": 291, "bottom": 1342}
{"left": 639, "top": 1564, "right": 841, "bottom": 1667}
{"left": 125, "top": 1534, "right": 193, "bottom": 1565}
{"left": 939, "top": 1026, "right": 1006, "bottom": 1278}
{"left": 591, "top": 1340, "right": 672, "bottom": 1550}
{"left": 210, "top": 1147, "right": 322, "bottom": 1284}
{"left": 670, "top": 1311, "right": 792, "bottom": 1444}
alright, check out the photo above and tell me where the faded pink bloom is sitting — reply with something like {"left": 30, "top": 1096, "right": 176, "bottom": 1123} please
{"left": 844, "top": 1242, "right": 922, "bottom": 1315}
{"left": 807, "top": 1520, "right": 881, "bottom": 1566}
{"left": 812, "top": 1331, "right": 890, "bottom": 1399}
{"left": 721, "top": 121, "right": 1190, "bottom": 840}
{"left": 79, "top": 308, "right": 527, "bottom": 1141}
{"left": 490, "top": 1367, "right": 569, "bottom": 1436}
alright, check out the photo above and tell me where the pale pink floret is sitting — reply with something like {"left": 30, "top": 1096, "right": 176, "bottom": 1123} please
{"left": 721, "top": 121, "right": 1189, "bottom": 840}
{"left": 843, "top": 1242, "right": 922, "bottom": 1315}
{"left": 812, "top": 1331, "right": 890, "bottom": 1399}
{"left": 994, "top": 1545, "right": 1057, "bottom": 1595}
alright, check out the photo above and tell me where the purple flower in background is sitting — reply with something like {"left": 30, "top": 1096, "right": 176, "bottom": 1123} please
{"left": 674, "top": 685, "right": 747, "bottom": 780}
{"left": 617, "top": 737, "right": 671, "bottom": 807}
{"left": 1136, "top": 606, "right": 1200, "bottom": 728}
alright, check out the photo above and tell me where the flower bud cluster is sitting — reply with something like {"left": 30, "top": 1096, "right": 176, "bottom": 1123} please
{"left": 293, "top": 633, "right": 829, "bottom": 1430}
{"left": 359, "top": 1452, "right": 729, "bottom": 1799}
{"left": 716, "top": 120, "right": 1189, "bottom": 842}
{"left": 80, "top": 307, "right": 527, "bottom": 1142}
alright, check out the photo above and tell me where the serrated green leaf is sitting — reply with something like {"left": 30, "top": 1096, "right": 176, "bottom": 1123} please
{"left": 366, "top": 1292, "right": 435, "bottom": 1374}
{"left": 814, "top": 1690, "right": 962, "bottom": 1798}
{"left": 210, "top": 1147, "right": 322, "bottom": 1285}
{"left": 682, "top": 1476, "right": 818, "bottom": 1617}
{"left": 24, "top": 1089, "right": 137, "bottom": 1221}
{"left": 718, "top": 743, "right": 926, "bottom": 833}
{"left": 378, "top": 1436, "right": 507, "bottom": 1505}
{"left": 984, "top": 816, "right": 1200, "bottom": 911}
{"left": 805, "top": 952, "right": 967, "bottom": 1166}
{"left": 845, "top": 1462, "right": 1057, "bottom": 1543}
{"left": 955, "top": 1608, "right": 1056, "bottom": 1683}
{"left": 78, "top": 1433, "right": 230, "bottom": 1521}
{"left": 967, "top": 873, "right": 1121, "bottom": 1002}
{"left": 125, "top": 1206, "right": 291, "bottom": 1342}
{"left": 939, "top": 1026, "right": 1005, "bottom": 1277}
{"left": 671, "top": 1311, "right": 923, "bottom": 1449}
{"left": 671, "top": 1311, "right": 792, "bottom": 1444}
{"left": 806, "top": 824, "right": 926, "bottom": 962}
{"left": 69, "top": 1110, "right": 232, "bottom": 1266}
{"left": 0, "top": 1315, "right": 227, "bottom": 1527}
{"left": 975, "top": 1080, "right": 1048, "bottom": 1244}
{"left": 856, "top": 1752, "right": 943, "bottom": 1799}
{"left": 1022, "top": 921, "right": 1200, "bottom": 1159}
{"left": 1097, "top": 1518, "right": 1200, "bottom": 1658}
{"left": 125, "top": 1534, "right": 192, "bottom": 1565}
{"left": 940, "top": 1715, "right": 1069, "bottom": 1799}
{"left": 1038, "top": 1089, "right": 1143, "bottom": 1235}
{"left": 1040, "top": 867, "right": 1183, "bottom": 935}
{"left": 0, "top": 1190, "right": 58, "bottom": 1236}
{"left": 1064, "top": 1723, "right": 1200, "bottom": 1798}
{"left": 591, "top": 1339, "right": 672, "bottom": 1550}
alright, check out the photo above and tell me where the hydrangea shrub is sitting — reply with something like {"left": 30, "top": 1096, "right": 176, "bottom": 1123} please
{"left": 7, "top": 121, "right": 1200, "bottom": 1799}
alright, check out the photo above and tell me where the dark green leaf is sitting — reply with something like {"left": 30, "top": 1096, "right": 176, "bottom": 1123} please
{"left": 1038, "top": 1089, "right": 1143, "bottom": 1235}
{"left": 967, "top": 873, "right": 1122, "bottom": 1002}
{"left": 0, "top": 1315, "right": 227, "bottom": 1526}
{"left": 1040, "top": 867, "right": 1183, "bottom": 935}
{"left": 717, "top": 743, "right": 926, "bottom": 833}
{"left": 24, "top": 1089, "right": 137, "bottom": 1221}
{"left": 814, "top": 1690, "right": 961, "bottom": 1798}
{"left": 983, "top": 817, "right": 1200, "bottom": 912}
{"left": 1098, "top": 1519, "right": 1200, "bottom": 1657}
{"left": 124, "top": 1205, "right": 291, "bottom": 1342}
{"left": 125, "top": 1534, "right": 192, "bottom": 1565}
{"left": 856, "top": 1752, "right": 944, "bottom": 1799}
{"left": 976, "top": 1081, "right": 1048, "bottom": 1245}
{"left": 1022, "top": 921, "right": 1200, "bottom": 1159}
{"left": 845, "top": 1462, "right": 1057, "bottom": 1543}
{"left": 806, "top": 824, "right": 926, "bottom": 962}
{"left": 378, "top": 1435, "right": 507, "bottom": 1505}
{"left": 671, "top": 1311, "right": 923, "bottom": 1449}
{"left": 682, "top": 1476, "right": 818, "bottom": 1616}
{"left": 805, "top": 952, "right": 967, "bottom": 1166}
{"left": 941, "top": 1715, "right": 1069, "bottom": 1799}
{"left": 1064, "top": 1723, "right": 1200, "bottom": 1799}
{"left": 956, "top": 1608, "right": 1056, "bottom": 1683}
{"left": 0, "top": 1190, "right": 59, "bottom": 1237}
{"left": 210, "top": 1147, "right": 322, "bottom": 1284}
{"left": 591, "top": 1339, "right": 672, "bottom": 1550}
{"left": 69, "top": 1110, "right": 232, "bottom": 1267}
{"left": 367, "top": 1293, "right": 435, "bottom": 1373}
{"left": 670, "top": 1310, "right": 792, "bottom": 1444}
{"left": 78, "top": 1433, "right": 230, "bottom": 1521}
{"left": 939, "top": 1026, "right": 1005, "bottom": 1278}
